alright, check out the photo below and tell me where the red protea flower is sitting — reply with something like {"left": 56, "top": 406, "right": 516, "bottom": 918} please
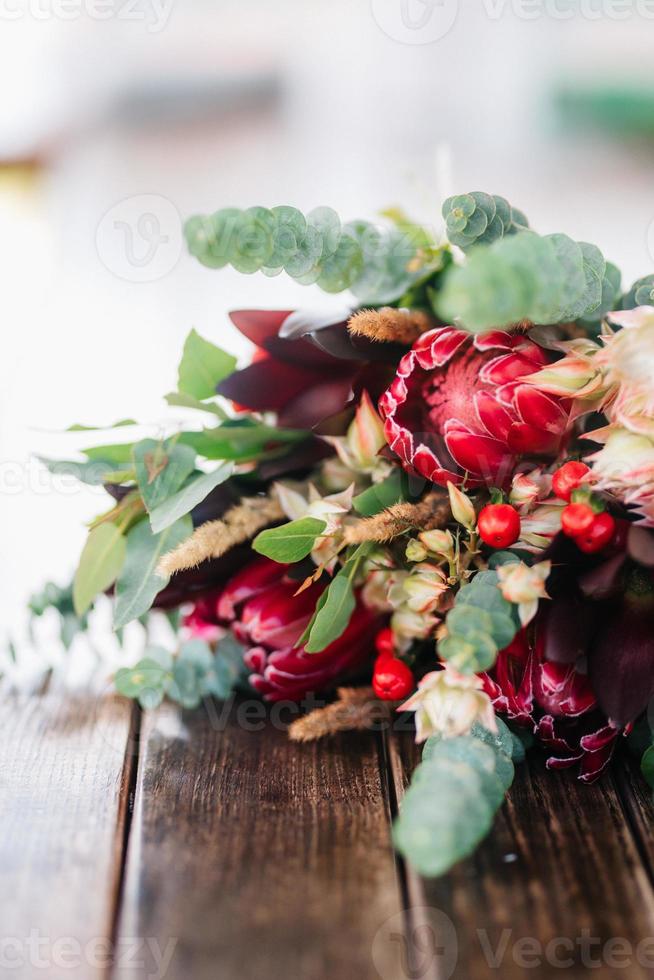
{"left": 185, "top": 557, "right": 380, "bottom": 701}
{"left": 379, "top": 327, "right": 570, "bottom": 488}
{"left": 482, "top": 624, "right": 621, "bottom": 782}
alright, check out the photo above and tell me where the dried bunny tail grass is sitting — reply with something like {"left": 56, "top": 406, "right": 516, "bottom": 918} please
{"left": 348, "top": 307, "right": 435, "bottom": 346}
{"left": 288, "top": 687, "right": 394, "bottom": 742}
{"left": 157, "top": 496, "right": 284, "bottom": 578}
{"left": 343, "top": 490, "right": 450, "bottom": 545}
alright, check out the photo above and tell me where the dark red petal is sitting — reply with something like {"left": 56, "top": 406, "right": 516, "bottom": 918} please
{"left": 278, "top": 376, "right": 355, "bottom": 430}
{"left": 444, "top": 425, "right": 513, "bottom": 483}
{"left": 217, "top": 359, "right": 325, "bottom": 413}
{"left": 229, "top": 309, "right": 294, "bottom": 346}
{"left": 514, "top": 385, "right": 568, "bottom": 434}
{"left": 540, "top": 598, "right": 594, "bottom": 665}
{"left": 415, "top": 328, "right": 469, "bottom": 369}
{"left": 481, "top": 352, "right": 545, "bottom": 385}
{"left": 474, "top": 391, "right": 513, "bottom": 441}
{"left": 589, "top": 593, "right": 654, "bottom": 726}
{"left": 217, "top": 558, "right": 286, "bottom": 620}
{"left": 473, "top": 331, "right": 515, "bottom": 351}
{"left": 507, "top": 422, "right": 560, "bottom": 456}
{"left": 412, "top": 443, "right": 461, "bottom": 486}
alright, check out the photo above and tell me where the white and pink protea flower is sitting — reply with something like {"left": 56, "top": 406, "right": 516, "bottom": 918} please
{"left": 379, "top": 327, "right": 570, "bottom": 488}
{"left": 401, "top": 666, "right": 498, "bottom": 742}
{"left": 596, "top": 308, "right": 654, "bottom": 438}
{"left": 585, "top": 427, "right": 654, "bottom": 526}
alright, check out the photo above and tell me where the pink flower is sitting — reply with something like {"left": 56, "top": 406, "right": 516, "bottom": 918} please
{"left": 482, "top": 625, "right": 620, "bottom": 782}
{"left": 379, "top": 327, "right": 570, "bottom": 488}
{"left": 185, "top": 557, "right": 381, "bottom": 702}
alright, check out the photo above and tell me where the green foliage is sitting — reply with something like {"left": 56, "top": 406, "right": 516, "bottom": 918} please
{"left": 73, "top": 523, "right": 127, "bottom": 616}
{"left": 179, "top": 420, "right": 307, "bottom": 461}
{"left": 641, "top": 745, "right": 654, "bottom": 788}
{"left": 438, "top": 571, "right": 519, "bottom": 674}
{"left": 301, "top": 544, "right": 372, "bottom": 653}
{"left": 115, "top": 651, "right": 172, "bottom": 709}
{"left": 133, "top": 439, "right": 196, "bottom": 514}
{"left": 304, "top": 576, "right": 356, "bottom": 654}
{"left": 164, "top": 392, "right": 226, "bottom": 418}
{"left": 579, "top": 261, "right": 621, "bottom": 327}
{"left": 28, "top": 580, "right": 89, "bottom": 650}
{"left": 253, "top": 517, "right": 327, "bottom": 564}
{"left": 621, "top": 273, "right": 654, "bottom": 310}
{"left": 38, "top": 456, "right": 116, "bottom": 486}
{"left": 442, "top": 192, "right": 528, "bottom": 250}
{"left": 436, "top": 229, "right": 610, "bottom": 332}
{"left": 393, "top": 721, "right": 515, "bottom": 877}
{"left": 149, "top": 463, "right": 234, "bottom": 534}
{"left": 114, "top": 636, "right": 247, "bottom": 710}
{"left": 184, "top": 205, "right": 445, "bottom": 307}
{"left": 352, "top": 469, "right": 412, "bottom": 516}
{"left": 113, "top": 516, "right": 192, "bottom": 629}
{"left": 177, "top": 328, "right": 237, "bottom": 399}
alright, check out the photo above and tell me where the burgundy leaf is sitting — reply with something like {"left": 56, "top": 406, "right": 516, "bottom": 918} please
{"left": 217, "top": 359, "right": 325, "bottom": 412}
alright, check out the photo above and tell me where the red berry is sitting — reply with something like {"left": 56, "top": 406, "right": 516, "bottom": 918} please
{"left": 575, "top": 512, "right": 616, "bottom": 554}
{"left": 373, "top": 658, "right": 414, "bottom": 701}
{"left": 561, "top": 502, "right": 595, "bottom": 538}
{"left": 552, "top": 461, "right": 591, "bottom": 502}
{"left": 477, "top": 504, "right": 521, "bottom": 549}
{"left": 374, "top": 628, "right": 395, "bottom": 663}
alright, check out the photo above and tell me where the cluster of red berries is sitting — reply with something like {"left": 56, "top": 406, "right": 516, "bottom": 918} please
{"left": 552, "top": 461, "right": 615, "bottom": 554}
{"left": 372, "top": 629, "right": 414, "bottom": 701}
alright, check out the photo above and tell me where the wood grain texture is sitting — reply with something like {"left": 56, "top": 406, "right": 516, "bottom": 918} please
{"left": 114, "top": 698, "right": 407, "bottom": 980}
{"left": 0, "top": 686, "right": 136, "bottom": 980}
{"left": 389, "top": 735, "right": 654, "bottom": 980}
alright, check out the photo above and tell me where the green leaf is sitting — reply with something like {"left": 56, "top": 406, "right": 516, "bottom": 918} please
{"left": 253, "top": 517, "right": 326, "bottom": 564}
{"left": 209, "top": 634, "right": 247, "bottom": 698}
{"left": 179, "top": 422, "right": 307, "bottom": 462}
{"left": 438, "top": 632, "right": 498, "bottom": 673}
{"left": 82, "top": 443, "right": 135, "bottom": 465}
{"left": 73, "top": 523, "right": 126, "bottom": 616}
{"left": 115, "top": 653, "right": 171, "bottom": 709}
{"left": 304, "top": 575, "right": 355, "bottom": 654}
{"left": 435, "top": 227, "right": 608, "bottom": 332}
{"left": 185, "top": 205, "right": 442, "bottom": 307}
{"left": 113, "top": 516, "right": 192, "bottom": 629}
{"left": 149, "top": 463, "right": 234, "bottom": 534}
{"left": 67, "top": 419, "right": 137, "bottom": 431}
{"left": 177, "top": 328, "right": 237, "bottom": 400}
{"left": 353, "top": 470, "right": 407, "bottom": 516}
{"left": 133, "top": 439, "right": 196, "bottom": 513}
{"left": 642, "top": 745, "right": 654, "bottom": 788}
{"left": 38, "top": 456, "right": 116, "bottom": 486}
{"left": 167, "top": 638, "right": 229, "bottom": 708}
{"left": 164, "top": 391, "right": 227, "bottom": 418}
{"left": 394, "top": 726, "right": 514, "bottom": 877}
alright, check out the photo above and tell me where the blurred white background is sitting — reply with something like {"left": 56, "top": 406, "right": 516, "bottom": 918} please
{"left": 2, "top": 0, "right": 654, "bottom": 651}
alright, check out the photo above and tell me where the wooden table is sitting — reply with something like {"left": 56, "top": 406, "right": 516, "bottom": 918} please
{"left": 3, "top": 686, "right": 654, "bottom": 980}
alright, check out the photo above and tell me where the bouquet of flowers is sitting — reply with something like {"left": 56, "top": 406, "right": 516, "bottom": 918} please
{"left": 34, "top": 191, "right": 654, "bottom": 876}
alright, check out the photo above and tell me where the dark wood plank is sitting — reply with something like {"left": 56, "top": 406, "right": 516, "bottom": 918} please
{"left": 614, "top": 754, "right": 654, "bottom": 883}
{"left": 389, "top": 735, "right": 654, "bottom": 980}
{"left": 0, "top": 686, "right": 136, "bottom": 979}
{"left": 115, "top": 697, "right": 409, "bottom": 980}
